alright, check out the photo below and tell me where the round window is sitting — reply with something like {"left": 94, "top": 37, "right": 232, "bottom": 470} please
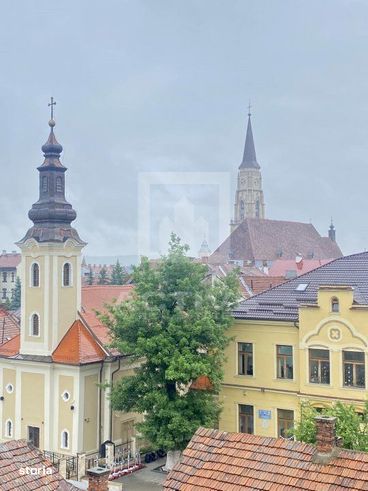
{"left": 61, "top": 391, "right": 70, "bottom": 402}
{"left": 6, "top": 384, "right": 14, "bottom": 394}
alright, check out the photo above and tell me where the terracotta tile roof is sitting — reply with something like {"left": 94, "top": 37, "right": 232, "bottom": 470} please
{"left": 244, "top": 275, "right": 286, "bottom": 297}
{"left": 80, "top": 285, "right": 133, "bottom": 347}
{"left": 0, "top": 308, "right": 20, "bottom": 345}
{"left": 0, "top": 334, "right": 20, "bottom": 357}
{"left": 52, "top": 320, "right": 106, "bottom": 365}
{"left": 0, "top": 252, "right": 21, "bottom": 269}
{"left": 234, "top": 251, "right": 368, "bottom": 322}
{"left": 268, "top": 258, "right": 333, "bottom": 278}
{"left": 211, "top": 218, "right": 342, "bottom": 263}
{"left": 164, "top": 428, "right": 368, "bottom": 491}
{"left": 0, "top": 439, "right": 78, "bottom": 490}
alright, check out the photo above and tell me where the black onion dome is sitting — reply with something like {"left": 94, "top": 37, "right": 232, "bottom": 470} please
{"left": 18, "top": 114, "right": 85, "bottom": 245}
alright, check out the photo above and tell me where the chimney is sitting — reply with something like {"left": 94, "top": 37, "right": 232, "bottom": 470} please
{"left": 313, "top": 416, "right": 338, "bottom": 463}
{"left": 87, "top": 467, "right": 110, "bottom": 491}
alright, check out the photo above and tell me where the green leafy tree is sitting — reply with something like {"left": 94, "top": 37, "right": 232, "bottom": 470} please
{"left": 98, "top": 266, "right": 109, "bottom": 285}
{"left": 110, "top": 260, "right": 128, "bottom": 285}
{"left": 293, "top": 401, "right": 368, "bottom": 451}
{"left": 87, "top": 267, "right": 94, "bottom": 285}
{"left": 11, "top": 277, "right": 21, "bottom": 310}
{"left": 101, "top": 234, "right": 239, "bottom": 469}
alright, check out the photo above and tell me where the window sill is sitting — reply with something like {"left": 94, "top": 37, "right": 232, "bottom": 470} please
{"left": 234, "top": 374, "right": 255, "bottom": 379}
{"left": 341, "top": 385, "right": 366, "bottom": 391}
{"left": 273, "top": 378, "right": 295, "bottom": 383}
{"left": 305, "top": 382, "right": 332, "bottom": 388}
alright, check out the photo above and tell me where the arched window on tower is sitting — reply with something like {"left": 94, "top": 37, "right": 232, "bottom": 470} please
{"left": 31, "top": 263, "right": 40, "bottom": 287}
{"left": 56, "top": 176, "right": 63, "bottom": 193}
{"left": 240, "top": 200, "right": 245, "bottom": 220}
{"left": 61, "top": 430, "right": 69, "bottom": 449}
{"left": 5, "top": 419, "right": 13, "bottom": 438}
{"left": 31, "top": 313, "right": 40, "bottom": 336}
{"left": 63, "top": 263, "right": 71, "bottom": 287}
{"left": 255, "top": 199, "right": 260, "bottom": 218}
{"left": 42, "top": 176, "right": 48, "bottom": 192}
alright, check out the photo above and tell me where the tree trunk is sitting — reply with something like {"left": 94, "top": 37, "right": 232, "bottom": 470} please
{"left": 163, "top": 449, "right": 181, "bottom": 472}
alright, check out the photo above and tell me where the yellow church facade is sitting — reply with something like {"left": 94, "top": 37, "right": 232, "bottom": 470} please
{"left": 0, "top": 110, "right": 140, "bottom": 458}
{"left": 219, "top": 257, "right": 368, "bottom": 437}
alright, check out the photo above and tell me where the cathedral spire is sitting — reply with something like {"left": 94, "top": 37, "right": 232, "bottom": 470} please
{"left": 18, "top": 99, "right": 84, "bottom": 245}
{"left": 239, "top": 107, "right": 260, "bottom": 169}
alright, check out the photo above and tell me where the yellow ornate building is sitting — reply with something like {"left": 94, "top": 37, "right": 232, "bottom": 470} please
{"left": 0, "top": 110, "right": 140, "bottom": 457}
{"left": 220, "top": 252, "right": 368, "bottom": 437}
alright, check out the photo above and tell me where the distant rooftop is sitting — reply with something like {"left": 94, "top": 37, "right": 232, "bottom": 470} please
{"left": 234, "top": 251, "right": 368, "bottom": 322}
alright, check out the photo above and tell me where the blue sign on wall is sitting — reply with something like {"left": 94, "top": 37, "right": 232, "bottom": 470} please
{"left": 258, "top": 410, "right": 272, "bottom": 420}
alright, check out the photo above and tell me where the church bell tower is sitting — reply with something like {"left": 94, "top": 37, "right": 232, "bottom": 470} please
{"left": 17, "top": 99, "right": 86, "bottom": 356}
{"left": 231, "top": 108, "right": 265, "bottom": 232}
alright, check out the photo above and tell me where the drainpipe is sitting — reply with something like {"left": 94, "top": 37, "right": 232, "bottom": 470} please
{"left": 98, "top": 360, "right": 104, "bottom": 451}
{"left": 109, "top": 357, "right": 121, "bottom": 441}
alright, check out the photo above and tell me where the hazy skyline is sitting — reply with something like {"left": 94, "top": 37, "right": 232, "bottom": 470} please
{"left": 1, "top": 0, "right": 368, "bottom": 257}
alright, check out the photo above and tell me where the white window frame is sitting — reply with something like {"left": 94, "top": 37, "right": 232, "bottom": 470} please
{"left": 61, "top": 390, "right": 70, "bottom": 402}
{"left": 62, "top": 261, "right": 73, "bottom": 287}
{"left": 5, "top": 419, "right": 13, "bottom": 438}
{"left": 61, "top": 429, "right": 70, "bottom": 450}
{"left": 30, "top": 262, "right": 40, "bottom": 288}
{"left": 5, "top": 383, "right": 14, "bottom": 394}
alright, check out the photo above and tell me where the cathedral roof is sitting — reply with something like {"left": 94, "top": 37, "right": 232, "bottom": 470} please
{"left": 211, "top": 218, "right": 342, "bottom": 264}
{"left": 239, "top": 113, "right": 260, "bottom": 169}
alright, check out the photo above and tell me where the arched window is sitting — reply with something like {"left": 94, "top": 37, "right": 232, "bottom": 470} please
{"left": 31, "top": 313, "right": 40, "bottom": 336}
{"left": 61, "top": 430, "right": 69, "bottom": 449}
{"left": 42, "top": 176, "right": 48, "bottom": 192}
{"left": 63, "top": 263, "right": 71, "bottom": 287}
{"left": 56, "top": 176, "right": 63, "bottom": 193}
{"left": 5, "top": 419, "right": 13, "bottom": 438}
{"left": 31, "top": 263, "right": 40, "bottom": 287}
{"left": 240, "top": 200, "right": 245, "bottom": 220}
{"left": 331, "top": 297, "right": 339, "bottom": 313}
{"left": 255, "top": 199, "right": 260, "bottom": 218}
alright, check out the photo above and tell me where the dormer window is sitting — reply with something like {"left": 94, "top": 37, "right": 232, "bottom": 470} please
{"left": 331, "top": 297, "right": 339, "bottom": 313}
{"left": 31, "top": 263, "right": 40, "bottom": 287}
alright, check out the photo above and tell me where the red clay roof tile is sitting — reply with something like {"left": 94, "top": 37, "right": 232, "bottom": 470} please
{"left": 164, "top": 428, "right": 368, "bottom": 491}
{"left": 52, "top": 320, "right": 105, "bottom": 365}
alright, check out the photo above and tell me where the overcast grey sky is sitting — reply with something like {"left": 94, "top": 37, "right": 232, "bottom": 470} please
{"left": 1, "top": 0, "right": 368, "bottom": 258}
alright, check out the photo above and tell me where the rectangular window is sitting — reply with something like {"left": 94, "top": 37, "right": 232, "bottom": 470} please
{"left": 277, "top": 409, "right": 294, "bottom": 437}
{"left": 2, "top": 288, "right": 6, "bottom": 300}
{"left": 309, "top": 349, "right": 330, "bottom": 384}
{"left": 277, "top": 345, "right": 293, "bottom": 379}
{"left": 343, "top": 351, "right": 365, "bottom": 388}
{"left": 2, "top": 272, "right": 7, "bottom": 282}
{"left": 28, "top": 426, "right": 40, "bottom": 448}
{"left": 239, "top": 404, "right": 254, "bottom": 434}
{"left": 11, "top": 272, "right": 15, "bottom": 282}
{"left": 238, "top": 343, "right": 253, "bottom": 375}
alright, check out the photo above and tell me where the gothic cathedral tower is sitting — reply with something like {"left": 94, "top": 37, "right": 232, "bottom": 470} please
{"left": 231, "top": 110, "right": 265, "bottom": 232}
{"left": 16, "top": 108, "right": 86, "bottom": 356}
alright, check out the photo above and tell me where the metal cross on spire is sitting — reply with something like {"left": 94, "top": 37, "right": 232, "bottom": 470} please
{"left": 248, "top": 100, "right": 252, "bottom": 117}
{"left": 48, "top": 96, "right": 56, "bottom": 120}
